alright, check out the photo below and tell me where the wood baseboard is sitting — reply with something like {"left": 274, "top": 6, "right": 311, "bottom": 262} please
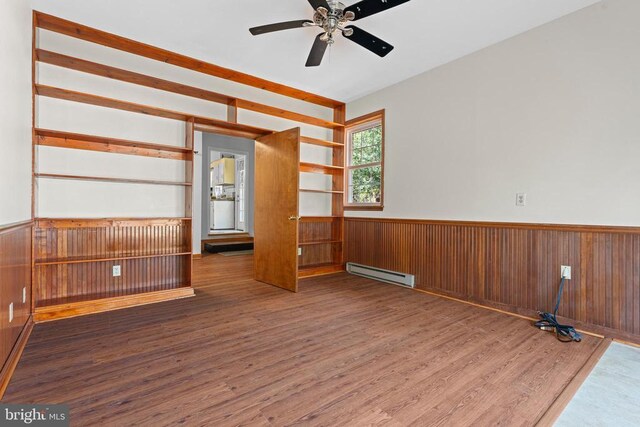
{"left": 0, "top": 316, "right": 34, "bottom": 399}
{"left": 192, "top": 253, "right": 202, "bottom": 259}
{"left": 535, "top": 338, "right": 612, "bottom": 426}
{"left": 34, "top": 287, "right": 195, "bottom": 323}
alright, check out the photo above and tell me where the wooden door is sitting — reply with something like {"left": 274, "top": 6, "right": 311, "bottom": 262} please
{"left": 254, "top": 128, "right": 300, "bottom": 292}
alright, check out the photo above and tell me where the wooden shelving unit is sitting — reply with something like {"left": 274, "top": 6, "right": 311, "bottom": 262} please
{"left": 31, "top": 11, "right": 349, "bottom": 310}
{"left": 297, "top": 105, "right": 346, "bottom": 279}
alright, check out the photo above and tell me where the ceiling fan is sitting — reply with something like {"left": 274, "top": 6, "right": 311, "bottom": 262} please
{"left": 249, "top": 0, "right": 411, "bottom": 67}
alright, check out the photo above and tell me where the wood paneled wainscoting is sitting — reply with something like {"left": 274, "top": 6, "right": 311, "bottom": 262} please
{"left": 345, "top": 217, "right": 640, "bottom": 344}
{"left": 33, "top": 218, "right": 194, "bottom": 322}
{"left": 0, "top": 221, "right": 33, "bottom": 396}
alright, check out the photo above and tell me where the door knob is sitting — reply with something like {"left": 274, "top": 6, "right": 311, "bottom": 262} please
{"left": 289, "top": 216, "right": 302, "bottom": 221}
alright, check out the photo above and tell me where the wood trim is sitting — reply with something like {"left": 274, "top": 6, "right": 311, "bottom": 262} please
{"left": 35, "top": 173, "right": 192, "bottom": 187}
{"left": 300, "top": 216, "right": 342, "bottom": 223}
{"left": 35, "top": 128, "right": 191, "bottom": 160}
{"left": 344, "top": 109, "right": 384, "bottom": 211}
{"left": 35, "top": 85, "right": 271, "bottom": 136}
{"left": 298, "top": 240, "right": 342, "bottom": 246}
{"left": 0, "top": 220, "right": 33, "bottom": 235}
{"left": 34, "top": 12, "right": 344, "bottom": 109}
{"left": 344, "top": 205, "right": 384, "bottom": 211}
{"left": 535, "top": 338, "right": 612, "bottom": 426}
{"left": 345, "top": 109, "right": 386, "bottom": 127}
{"left": 35, "top": 218, "right": 190, "bottom": 228}
{"left": 235, "top": 99, "right": 344, "bottom": 129}
{"left": 195, "top": 126, "right": 342, "bottom": 150}
{"left": 36, "top": 49, "right": 343, "bottom": 130}
{"left": 346, "top": 216, "right": 640, "bottom": 234}
{"left": 192, "top": 254, "right": 202, "bottom": 260}
{"left": 35, "top": 252, "right": 192, "bottom": 266}
{"left": 0, "top": 317, "right": 34, "bottom": 399}
{"left": 194, "top": 123, "right": 271, "bottom": 140}
{"left": 33, "top": 287, "right": 195, "bottom": 323}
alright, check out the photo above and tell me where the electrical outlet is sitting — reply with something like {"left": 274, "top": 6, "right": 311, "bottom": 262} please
{"left": 561, "top": 265, "right": 571, "bottom": 280}
{"left": 22, "top": 287, "right": 26, "bottom": 304}
{"left": 113, "top": 265, "right": 121, "bottom": 277}
{"left": 9, "top": 303, "right": 13, "bottom": 323}
{"left": 298, "top": 247, "right": 302, "bottom": 256}
{"left": 516, "top": 193, "right": 527, "bottom": 207}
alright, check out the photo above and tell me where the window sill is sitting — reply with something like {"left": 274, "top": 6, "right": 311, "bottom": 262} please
{"left": 345, "top": 205, "right": 384, "bottom": 211}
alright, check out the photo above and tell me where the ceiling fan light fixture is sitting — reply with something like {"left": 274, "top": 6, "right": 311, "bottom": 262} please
{"left": 249, "top": 0, "right": 411, "bottom": 66}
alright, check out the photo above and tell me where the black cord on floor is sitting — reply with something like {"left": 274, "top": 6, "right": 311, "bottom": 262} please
{"left": 535, "top": 276, "right": 582, "bottom": 342}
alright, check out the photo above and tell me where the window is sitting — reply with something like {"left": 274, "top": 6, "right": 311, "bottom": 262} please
{"left": 345, "top": 110, "right": 384, "bottom": 210}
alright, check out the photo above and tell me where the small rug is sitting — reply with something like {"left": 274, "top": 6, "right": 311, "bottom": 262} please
{"left": 219, "top": 250, "right": 254, "bottom": 257}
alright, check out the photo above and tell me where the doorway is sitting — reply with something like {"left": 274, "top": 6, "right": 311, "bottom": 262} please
{"left": 209, "top": 150, "right": 247, "bottom": 235}
{"left": 198, "top": 128, "right": 301, "bottom": 293}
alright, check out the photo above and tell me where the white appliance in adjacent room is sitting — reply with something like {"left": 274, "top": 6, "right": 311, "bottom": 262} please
{"left": 211, "top": 200, "right": 235, "bottom": 230}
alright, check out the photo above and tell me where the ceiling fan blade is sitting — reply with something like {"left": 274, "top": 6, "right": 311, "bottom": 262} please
{"left": 308, "top": 0, "right": 331, "bottom": 11}
{"left": 342, "top": 26, "right": 394, "bottom": 57}
{"left": 306, "top": 33, "right": 329, "bottom": 67}
{"left": 250, "top": 20, "right": 313, "bottom": 36}
{"left": 344, "top": 0, "right": 411, "bottom": 21}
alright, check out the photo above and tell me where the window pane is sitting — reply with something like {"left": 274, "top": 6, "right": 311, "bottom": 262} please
{"left": 348, "top": 166, "right": 381, "bottom": 204}
{"left": 350, "top": 125, "right": 382, "bottom": 166}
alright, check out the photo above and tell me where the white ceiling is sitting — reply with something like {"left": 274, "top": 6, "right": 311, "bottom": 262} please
{"left": 31, "top": 0, "right": 600, "bottom": 102}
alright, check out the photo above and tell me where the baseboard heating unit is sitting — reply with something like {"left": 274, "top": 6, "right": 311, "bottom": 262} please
{"left": 346, "top": 263, "right": 415, "bottom": 288}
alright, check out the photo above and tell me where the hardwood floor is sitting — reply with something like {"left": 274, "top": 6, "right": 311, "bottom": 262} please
{"left": 3, "top": 254, "right": 602, "bottom": 426}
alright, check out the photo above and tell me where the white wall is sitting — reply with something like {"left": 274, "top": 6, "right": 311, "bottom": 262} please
{"left": 347, "top": 0, "right": 640, "bottom": 227}
{"left": 35, "top": 26, "right": 336, "bottom": 225}
{"left": 0, "top": 0, "right": 32, "bottom": 225}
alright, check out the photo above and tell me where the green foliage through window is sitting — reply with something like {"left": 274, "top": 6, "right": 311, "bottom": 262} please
{"left": 348, "top": 122, "right": 383, "bottom": 205}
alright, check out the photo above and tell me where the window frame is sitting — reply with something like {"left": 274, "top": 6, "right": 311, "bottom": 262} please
{"left": 344, "top": 109, "right": 385, "bottom": 211}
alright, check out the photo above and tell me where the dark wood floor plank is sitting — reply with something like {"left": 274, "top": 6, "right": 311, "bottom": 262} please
{"left": 3, "top": 254, "right": 601, "bottom": 426}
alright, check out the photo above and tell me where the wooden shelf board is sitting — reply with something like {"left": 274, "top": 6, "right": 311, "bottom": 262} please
{"left": 35, "top": 128, "right": 191, "bottom": 160}
{"left": 298, "top": 263, "right": 344, "bottom": 278}
{"left": 34, "top": 287, "right": 195, "bottom": 322}
{"left": 299, "top": 189, "right": 344, "bottom": 195}
{"left": 35, "top": 252, "right": 192, "bottom": 266}
{"left": 36, "top": 173, "right": 192, "bottom": 187}
{"left": 299, "top": 162, "right": 344, "bottom": 175}
{"left": 35, "top": 85, "right": 272, "bottom": 138}
{"left": 300, "top": 136, "right": 345, "bottom": 148}
{"left": 298, "top": 240, "right": 342, "bottom": 247}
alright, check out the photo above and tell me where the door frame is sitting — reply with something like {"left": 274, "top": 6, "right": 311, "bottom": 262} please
{"left": 202, "top": 141, "right": 253, "bottom": 237}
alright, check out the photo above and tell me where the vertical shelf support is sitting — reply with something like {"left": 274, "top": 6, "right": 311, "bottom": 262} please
{"left": 227, "top": 99, "right": 239, "bottom": 124}
{"left": 185, "top": 118, "right": 195, "bottom": 287}
{"left": 332, "top": 105, "right": 346, "bottom": 267}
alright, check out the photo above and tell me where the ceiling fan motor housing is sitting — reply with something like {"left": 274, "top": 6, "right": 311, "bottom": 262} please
{"left": 313, "top": 1, "right": 354, "bottom": 42}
